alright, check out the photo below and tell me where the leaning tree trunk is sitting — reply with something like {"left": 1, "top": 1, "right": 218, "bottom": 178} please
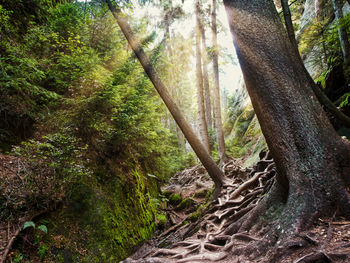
{"left": 197, "top": 4, "right": 213, "bottom": 130}
{"left": 195, "top": 0, "right": 211, "bottom": 153}
{"left": 224, "top": 0, "right": 350, "bottom": 243}
{"left": 105, "top": 0, "right": 224, "bottom": 197}
{"left": 331, "top": 0, "right": 350, "bottom": 65}
{"left": 211, "top": 0, "right": 227, "bottom": 162}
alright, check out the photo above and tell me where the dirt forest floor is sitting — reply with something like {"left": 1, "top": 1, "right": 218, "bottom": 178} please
{"left": 122, "top": 154, "right": 350, "bottom": 263}
{"left": 0, "top": 154, "right": 60, "bottom": 263}
{"left": 0, "top": 154, "right": 34, "bottom": 263}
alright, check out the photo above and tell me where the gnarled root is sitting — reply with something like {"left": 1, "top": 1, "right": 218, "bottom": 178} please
{"left": 122, "top": 150, "right": 350, "bottom": 263}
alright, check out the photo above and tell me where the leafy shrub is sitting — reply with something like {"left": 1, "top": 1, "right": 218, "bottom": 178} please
{"left": 4, "top": 131, "right": 91, "bottom": 218}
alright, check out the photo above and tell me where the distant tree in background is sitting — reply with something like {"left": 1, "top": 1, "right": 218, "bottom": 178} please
{"left": 211, "top": 0, "right": 227, "bottom": 162}
{"left": 195, "top": 0, "right": 211, "bottom": 153}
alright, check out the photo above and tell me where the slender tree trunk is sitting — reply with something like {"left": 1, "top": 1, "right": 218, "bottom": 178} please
{"left": 197, "top": 6, "right": 213, "bottom": 130}
{"left": 164, "top": 11, "right": 186, "bottom": 151}
{"left": 312, "top": 84, "right": 350, "bottom": 127}
{"left": 105, "top": 0, "right": 224, "bottom": 197}
{"left": 202, "top": 31, "right": 213, "bottom": 131}
{"left": 280, "top": 0, "right": 299, "bottom": 53}
{"left": 224, "top": 0, "right": 350, "bottom": 240}
{"left": 331, "top": 0, "right": 350, "bottom": 65}
{"left": 211, "top": 0, "right": 227, "bottom": 162}
{"left": 195, "top": 0, "right": 211, "bottom": 153}
{"left": 282, "top": 0, "right": 350, "bottom": 128}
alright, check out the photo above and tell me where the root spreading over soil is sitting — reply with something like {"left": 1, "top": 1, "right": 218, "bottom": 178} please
{"left": 122, "top": 153, "right": 350, "bottom": 263}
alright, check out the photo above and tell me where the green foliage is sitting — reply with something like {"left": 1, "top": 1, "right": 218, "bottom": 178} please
{"left": 23, "top": 221, "right": 48, "bottom": 234}
{"left": 71, "top": 56, "right": 187, "bottom": 179}
{"left": 47, "top": 3, "right": 86, "bottom": 39}
{"left": 37, "top": 225, "right": 48, "bottom": 234}
{"left": 169, "top": 193, "right": 183, "bottom": 205}
{"left": 339, "top": 93, "right": 350, "bottom": 108}
{"left": 20, "top": 220, "right": 49, "bottom": 260}
{"left": 1, "top": 1, "right": 195, "bottom": 262}
{"left": 0, "top": 2, "right": 100, "bottom": 147}
{"left": 38, "top": 244, "right": 49, "bottom": 260}
{"left": 23, "top": 221, "right": 36, "bottom": 230}
{"left": 299, "top": 13, "right": 350, "bottom": 76}
{"left": 9, "top": 131, "right": 90, "bottom": 215}
{"left": 0, "top": 4, "right": 12, "bottom": 34}
{"left": 12, "top": 253, "right": 24, "bottom": 263}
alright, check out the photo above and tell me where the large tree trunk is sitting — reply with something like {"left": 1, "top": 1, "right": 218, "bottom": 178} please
{"left": 197, "top": 4, "right": 213, "bottom": 130}
{"left": 105, "top": 0, "right": 224, "bottom": 197}
{"left": 223, "top": 0, "right": 350, "bottom": 241}
{"left": 211, "top": 0, "right": 227, "bottom": 162}
{"left": 331, "top": 0, "right": 350, "bottom": 65}
{"left": 195, "top": 0, "right": 211, "bottom": 153}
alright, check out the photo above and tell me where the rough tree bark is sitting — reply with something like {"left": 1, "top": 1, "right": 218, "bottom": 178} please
{"left": 224, "top": 0, "right": 350, "bottom": 248}
{"left": 105, "top": 0, "right": 225, "bottom": 197}
{"left": 195, "top": 0, "right": 211, "bottom": 153}
{"left": 211, "top": 0, "right": 227, "bottom": 162}
{"left": 331, "top": 0, "right": 350, "bottom": 65}
{"left": 197, "top": 4, "right": 213, "bottom": 130}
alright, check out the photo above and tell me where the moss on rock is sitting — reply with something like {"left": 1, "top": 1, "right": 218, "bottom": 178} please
{"left": 33, "top": 163, "right": 161, "bottom": 262}
{"left": 225, "top": 103, "right": 267, "bottom": 163}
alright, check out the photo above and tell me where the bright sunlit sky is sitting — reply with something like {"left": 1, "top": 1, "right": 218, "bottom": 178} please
{"left": 132, "top": 0, "right": 243, "bottom": 96}
{"left": 78, "top": 0, "right": 243, "bottom": 96}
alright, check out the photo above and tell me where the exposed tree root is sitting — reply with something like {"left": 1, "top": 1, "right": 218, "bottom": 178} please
{"left": 293, "top": 251, "right": 331, "bottom": 263}
{"left": 123, "top": 151, "right": 350, "bottom": 263}
{"left": 1, "top": 225, "right": 22, "bottom": 263}
{"left": 123, "top": 152, "right": 279, "bottom": 262}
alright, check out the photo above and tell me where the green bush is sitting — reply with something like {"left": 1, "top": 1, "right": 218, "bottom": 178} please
{"left": 11, "top": 131, "right": 90, "bottom": 206}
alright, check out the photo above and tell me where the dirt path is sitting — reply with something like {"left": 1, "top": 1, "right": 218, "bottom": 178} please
{"left": 122, "top": 153, "right": 350, "bottom": 263}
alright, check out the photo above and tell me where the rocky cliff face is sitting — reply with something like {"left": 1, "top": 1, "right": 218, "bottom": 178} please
{"left": 224, "top": 80, "right": 267, "bottom": 167}
{"left": 299, "top": 0, "right": 350, "bottom": 77}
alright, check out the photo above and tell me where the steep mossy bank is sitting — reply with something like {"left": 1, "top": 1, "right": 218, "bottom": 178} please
{"left": 38, "top": 163, "right": 161, "bottom": 262}
{"left": 3, "top": 134, "right": 170, "bottom": 262}
{"left": 0, "top": 2, "right": 189, "bottom": 262}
